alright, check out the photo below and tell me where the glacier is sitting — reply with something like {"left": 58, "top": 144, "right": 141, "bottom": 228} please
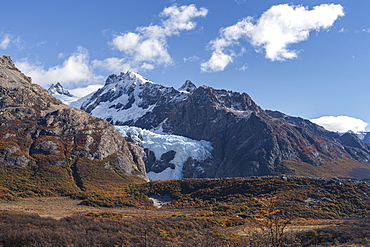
{"left": 115, "top": 125, "right": 213, "bottom": 181}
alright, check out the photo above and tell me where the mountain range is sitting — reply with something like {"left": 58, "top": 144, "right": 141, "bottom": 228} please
{"left": 53, "top": 70, "right": 370, "bottom": 180}
{"left": 2, "top": 54, "right": 370, "bottom": 246}
{"left": 0, "top": 54, "right": 369, "bottom": 184}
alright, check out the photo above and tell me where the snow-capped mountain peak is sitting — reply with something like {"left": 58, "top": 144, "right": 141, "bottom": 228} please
{"left": 47, "top": 82, "right": 80, "bottom": 105}
{"left": 352, "top": 131, "right": 370, "bottom": 144}
{"left": 178, "top": 80, "right": 197, "bottom": 93}
{"left": 78, "top": 71, "right": 191, "bottom": 127}
{"left": 48, "top": 82, "right": 73, "bottom": 97}
{"left": 105, "top": 71, "right": 153, "bottom": 87}
{"left": 72, "top": 70, "right": 370, "bottom": 181}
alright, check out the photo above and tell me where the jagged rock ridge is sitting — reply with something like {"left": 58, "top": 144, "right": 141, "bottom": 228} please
{"left": 165, "top": 90, "right": 370, "bottom": 178}
{"left": 0, "top": 56, "right": 147, "bottom": 180}
{"left": 77, "top": 71, "right": 370, "bottom": 179}
{"left": 178, "top": 80, "right": 197, "bottom": 93}
{"left": 48, "top": 82, "right": 73, "bottom": 97}
{"left": 47, "top": 82, "right": 81, "bottom": 105}
{"left": 77, "top": 71, "right": 193, "bottom": 129}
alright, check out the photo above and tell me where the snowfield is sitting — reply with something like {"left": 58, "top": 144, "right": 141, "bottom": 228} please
{"left": 115, "top": 126, "right": 213, "bottom": 181}
{"left": 74, "top": 71, "right": 191, "bottom": 126}
{"left": 52, "top": 93, "right": 81, "bottom": 105}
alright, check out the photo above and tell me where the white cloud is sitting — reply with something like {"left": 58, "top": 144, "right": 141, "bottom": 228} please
{"left": 311, "top": 116, "right": 368, "bottom": 133}
{"left": 201, "top": 3, "right": 344, "bottom": 72}
{"left": 69, "top": 84, "right": 103, "bottom": 98}
{"left": 0, "top": 34, "right": 11, "bottom": 49}
{"left": 16, "top": 47, "right": 103, "bottom": 88}
{"left": 108, "top": 4, "right": 208, "bottom": 72}
{"left": 202, "top": 51, "right": 234, "bottom": 72}
{"left": 183, "top": 55, "right": 200, "bottom": 62}
{"left": 238, "top": 64, "right": 248, "bottom": 71}
{"left": 160, "top": 4, "right": 208, "bottom": 35}
{"left": 0, "top": 33, "right": 20, "bottom": 49}
{"left": 92, "top": 57, "right": 131, "bottom": 74}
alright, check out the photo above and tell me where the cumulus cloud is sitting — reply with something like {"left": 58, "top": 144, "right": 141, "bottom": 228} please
{"left": 311, "top": 116, "right": 368, "bottom": 133}
{"left": 107, "top": 4, "right": 208, "bottom": 72}
{"left": 201, "top": 3, "right": 344, "bottom": 72}
{"left": 16, "top": 47, "right": 103, "bottom": 88}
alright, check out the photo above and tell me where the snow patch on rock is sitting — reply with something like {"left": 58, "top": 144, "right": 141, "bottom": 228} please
{"left": 149, "top": 195, "right": 173, "bottom": 208}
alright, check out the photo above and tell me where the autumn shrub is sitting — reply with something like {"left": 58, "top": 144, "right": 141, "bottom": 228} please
{"left": 138, "top": 177, "right": 370, "bottom": 219}
{"left": 0, "top": 212, "right": 249, "bottom": 246}
{"left": 296, "top": 217, "right": 370, "bottom": 246}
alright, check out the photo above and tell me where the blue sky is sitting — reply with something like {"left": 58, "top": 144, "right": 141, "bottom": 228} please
{"left": 1, "top": 0, "right": 369, "bottom": 132}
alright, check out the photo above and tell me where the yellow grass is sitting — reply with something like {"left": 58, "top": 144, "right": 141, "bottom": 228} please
{"left": 283, "top": 158, "right": 370, "bottom": 179}
{"left": 0, "top": 196, "right": 189, "bottom": 220}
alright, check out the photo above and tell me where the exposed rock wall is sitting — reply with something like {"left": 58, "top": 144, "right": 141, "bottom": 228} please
{"left": 164, "top": 86, "right": 370, "bottom": 177}
{"left": 74, "top": 70, "right": 370, "bottom": 179}
{"left": 0, "top": 56, "right": 147, "bottom": 180}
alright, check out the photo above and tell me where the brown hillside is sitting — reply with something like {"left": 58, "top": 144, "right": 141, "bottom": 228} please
{"left": 0, "top": 55, "right": 147, "bottom": 200}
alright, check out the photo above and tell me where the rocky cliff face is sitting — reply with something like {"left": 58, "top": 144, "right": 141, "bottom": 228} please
{"left": 76, "top": 71, "right": 370, "bottom": 179}
{"left": 163, "top": 87, "right": 370, "bottom": 177}
{"left": 0, "top": 56, "right": 147, "bottom": 180}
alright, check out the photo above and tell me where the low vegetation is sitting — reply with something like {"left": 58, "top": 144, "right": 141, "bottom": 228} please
{"left": 0, "top": 158, "right": 147, "bottom": 206}
{"left": 138, "top": 177, "right": 370, "bottom": 219}
{"left": 2, "top": 163, "right": 370, "bottom": 245}
{"left": 1, "top": 208, "right": 370, "bottom": 246}
{"left": 283, "top": 158, "right": 370, "bottom": 179}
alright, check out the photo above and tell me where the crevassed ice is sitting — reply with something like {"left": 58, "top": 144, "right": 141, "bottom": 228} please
{"left": 115, "top": 126, "right": 213, "bottom": 181}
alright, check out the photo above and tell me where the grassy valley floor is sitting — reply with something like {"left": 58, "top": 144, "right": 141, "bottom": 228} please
{"left": 1, "top": 176, "right": 370, "bottom": 246}
{"left": 0, "top": 196, "right": 362, "bottom": 246}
